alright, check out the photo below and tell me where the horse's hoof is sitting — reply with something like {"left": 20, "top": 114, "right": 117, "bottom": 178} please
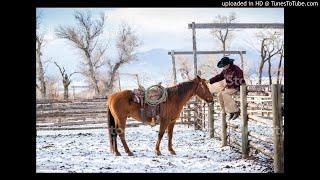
{"left": 155, "top": 151, "right": 162, "bottom": 156}
{"left": 127, "top": 152, "right": 134, "bottom": 156}
{"left": 169, "top": 150, "right": 176, "bottom": 155}
{"left": 115, "top": 152, "right": 121, "bottom": 156}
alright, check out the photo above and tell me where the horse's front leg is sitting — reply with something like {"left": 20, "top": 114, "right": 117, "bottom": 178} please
{"left": 167, "top": 120, "right": 176, "bottom": 155}
{"left": 155, "top": 121, "right": 167, "bottom": 156}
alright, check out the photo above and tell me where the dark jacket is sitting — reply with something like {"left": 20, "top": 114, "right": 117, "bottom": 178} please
{"left": 209, "top": 64, "right": 246, "bottom": 90}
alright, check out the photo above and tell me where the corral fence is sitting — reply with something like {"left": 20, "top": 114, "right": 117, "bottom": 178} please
{"left": 179, "top": 84, "right": 284, "bottom": 173}
{"left": 36, "top": 84, "right": 284, "bottom": 172}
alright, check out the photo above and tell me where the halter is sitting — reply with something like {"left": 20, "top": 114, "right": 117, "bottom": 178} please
{"left": 195, "top": 79, "right": 213, "bottom": 105}
{"left": 195, "top": 79, "right": 205, "bottom": 95}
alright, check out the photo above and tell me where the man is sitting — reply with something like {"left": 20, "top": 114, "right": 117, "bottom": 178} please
{"left": 206, "top": 57, "right": 246, "bottom": 120}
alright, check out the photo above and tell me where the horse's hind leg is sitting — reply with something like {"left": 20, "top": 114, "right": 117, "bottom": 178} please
{"left": 167, "top": 121, "right": 176, "bottom": 155}
{"left": 113, "top": 135, "right": 121, "bottom": 156}
{"left": 119, "top": 133, "right": 133, "bottom": 156}
{"left": 118, "top": 126, "right": 134, "bottom": 156}
{"left": 115, "top": 116, "right": 133, "bottom": 156}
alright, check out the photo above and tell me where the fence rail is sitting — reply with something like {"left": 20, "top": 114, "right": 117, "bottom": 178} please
{"left": 37, "top": 84, "right": 284, "bottom": 172}
{"left": 182, "top": 84, "right": 284, "bottom": 173}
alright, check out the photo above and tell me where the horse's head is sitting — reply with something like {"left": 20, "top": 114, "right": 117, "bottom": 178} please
{"left": 194, "top": 75, "right": 214, "bottom": 103}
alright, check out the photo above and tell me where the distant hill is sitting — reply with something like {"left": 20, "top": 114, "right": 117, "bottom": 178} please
{"left": 121, "top": 47, "right": 282, "bottom": 78}
{"left": 69, "top": 48, "right": 283, "bottom": 89}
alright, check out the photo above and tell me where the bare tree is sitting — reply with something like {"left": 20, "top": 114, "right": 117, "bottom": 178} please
{"left": 36, "top": 12, "right": 47, "bottom": 99}
{"left": 210, "top": 13, "right": 237, "bottom": 54}
{"left": 198, "top": 55, "right": 219, "bottom": 79}
{"left": 55, "top": 11, "right": 106, "bottom": 96}
{"left": 53, "top": 61, "right": 79, "bottom": 100}
{"left": 45, "top": 75, "right": 60, "bottom": 100}
{"left": 176, "top": 55, "right": 193, "bottom": 81}
{"left": 256, "top": 31, "right": 283, "bottom": 85}
{"left": 277, "top": 45, "right": 284, "bottom": 84}
{"left": 104, "top": 24, "right": 140, "bottom": 95}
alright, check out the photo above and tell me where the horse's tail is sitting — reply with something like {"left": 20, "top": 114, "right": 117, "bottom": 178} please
{"left": 107, "top": 105, "right": 116, "bottom": 153}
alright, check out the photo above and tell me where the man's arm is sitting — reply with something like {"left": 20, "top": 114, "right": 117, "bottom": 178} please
{"left": 209, "top": 71, "right": 225, "bottom": 84}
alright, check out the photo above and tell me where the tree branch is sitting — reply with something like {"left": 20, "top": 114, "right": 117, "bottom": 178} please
{"left": 69, "top": 71, "right": 80, "bottom": 78}
{"left": 53, "top": 61, "right": 65, "bottom": 77}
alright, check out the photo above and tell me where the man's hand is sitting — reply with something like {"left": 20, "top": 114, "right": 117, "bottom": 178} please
{"left": 205, "top": 79, "right": 210, "bottom": 84}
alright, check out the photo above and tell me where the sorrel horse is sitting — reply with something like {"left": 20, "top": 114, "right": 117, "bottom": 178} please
{"left": 107, "top": 76, "right": 214, "bottom": 156}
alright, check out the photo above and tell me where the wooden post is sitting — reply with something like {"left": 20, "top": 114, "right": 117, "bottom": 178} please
{"left": 72, "top": 86, "right": 75, "bottom": 100}
{"left": 181, "top": 107, "right": 186, "bottom": 123}
{"left": 239, "top": 51, "right": 244, "bottom": 72}
{"left": 194, "top": 100, "right": 200, "bottom": 130}
{"left": 187, "top": 103, "right": 191, "bottom": 128}
{"left": 240, "top": 85, "right": 249, "bottom": 158}
{"left": 191, "top": 22, "right": 198, "bottom": 77}
{"left": 171, "top": 50, "right": 177, "bottom": 85}
{"left": 203, "top": 102, "right": 206, "bottom": 129}
{"left": 272, "top": 84, "right": 284, "bottom": 173}
{"left": 191, "top": 22, "right": 200, "bottom": 130}
{"left": 198, "top": 102, "right": 203, "bottom": 130}
{"left": 135, "top": 74, "right": 140, "bottom": 87}
{"left": 208, "top": 102, "right": 215, "bottom": 138}
{"left": 221, "top": 112, "right": 227, "bottom": 146}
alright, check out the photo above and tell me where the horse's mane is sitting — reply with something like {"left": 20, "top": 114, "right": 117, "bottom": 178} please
{"left": 166, "top": 79, "right": 195, "bottom": 101}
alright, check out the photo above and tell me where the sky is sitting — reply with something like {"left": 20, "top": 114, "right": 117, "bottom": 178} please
{"left": 37, "top": 8, "right": 284, "bottom": 90}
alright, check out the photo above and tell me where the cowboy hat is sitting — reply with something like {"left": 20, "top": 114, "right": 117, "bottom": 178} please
{"left": 217, "top": 56, "right": 235, "bottom": 68}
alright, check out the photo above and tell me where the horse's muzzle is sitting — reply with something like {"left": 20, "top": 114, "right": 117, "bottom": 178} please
{"left": 206, "top": 97, "right": 214, "bottom": 103}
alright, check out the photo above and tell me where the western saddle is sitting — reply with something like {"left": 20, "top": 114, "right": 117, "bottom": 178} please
{"left": 132, "top": 83, "right": 167, "bottom": 126}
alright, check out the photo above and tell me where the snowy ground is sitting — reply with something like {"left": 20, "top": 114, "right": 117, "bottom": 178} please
{"left": 36, "top": 123, "right": 273, "bottom": 173}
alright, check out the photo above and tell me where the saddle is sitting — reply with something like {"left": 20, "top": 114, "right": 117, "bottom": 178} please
{"left": 132, "top": 83, "right": 167, "bottom": 125}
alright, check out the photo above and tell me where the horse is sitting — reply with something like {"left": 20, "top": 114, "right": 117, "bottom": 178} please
{"left": 106, "top": 75, "right": 214, "bottom": 156}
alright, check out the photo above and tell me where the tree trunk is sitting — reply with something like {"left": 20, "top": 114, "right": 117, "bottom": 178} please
{"left": 268, "top": 57, "right": 272, "bottom": 85}
{"left": 277, "top": 53, "right": 283, "bottom": 84}
{"left": 222, "top": 40, "right": 226, "bottom": 56}
{"left": 36, "top": 46, "right": 46, "bottom": 99}
{"left": 86, "top": 56, "right": 100, "bottom": 95}
{"left": 258, "top": 59, "right": 265, "bottom": 85}
{"left": 106, "top": 63, "right": 121, "bottom": 95}
{"left": 107, "top": 75, "right": 116, "bottom": 95}
{"left": 64, "top": 85, "right": 69, "bottom": 100}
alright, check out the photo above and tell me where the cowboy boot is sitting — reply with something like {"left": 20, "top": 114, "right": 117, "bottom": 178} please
{"left": 231, "top": 110, "right": 240, "bottom": 120}
{"left": 228, "top": 113, "right": 235, "bottom": 120}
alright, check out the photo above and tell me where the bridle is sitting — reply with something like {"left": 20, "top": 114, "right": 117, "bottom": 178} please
{"left": 195, "top": 79, "right": 211, "bottom": 103}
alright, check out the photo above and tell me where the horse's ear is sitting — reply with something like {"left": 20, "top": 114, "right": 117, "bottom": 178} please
{"left": 196, "top": 75, "right": 201, "bottom": 80}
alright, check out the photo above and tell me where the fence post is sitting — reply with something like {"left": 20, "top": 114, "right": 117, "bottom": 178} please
{"left": 240, "top": 84, "right": 249, "bottom": 159}
{"left": 180, "top": 108, "right": 184, "bottom": 123}
{"left": 272, "top": 84, "right": 284, "bottom": 173}
{"left": 72, "top": 86, "right": 75, "bottom": 100}
{"left": 203, "top": 102, "right": 206, "bottom": 129}
{"left": 198, "top": 101, "right": 203, "bottom": 130}
{"left": 208, "top": 102, "right": 215, "bottom": 138}
{"left": 239, "top": 51, "right": 244, "bottom": 72}
{"left": 192, "top": 22, "right": 198, "bottom": 77}
{"left": 187, "top": 103, "right": 191, "bottom": 128}
{"left": 194, "top": 99, "right": 201, "bottom": 130}
{"left": 171, "top": 50, "right": 177, "bottom": 86}
{"left": 221, "top": 112, "right": 227, "bottom": 147}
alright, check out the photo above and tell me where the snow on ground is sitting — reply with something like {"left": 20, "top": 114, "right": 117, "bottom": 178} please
{"left": 36, "top": 123, "right": 273, "bottom": 173}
